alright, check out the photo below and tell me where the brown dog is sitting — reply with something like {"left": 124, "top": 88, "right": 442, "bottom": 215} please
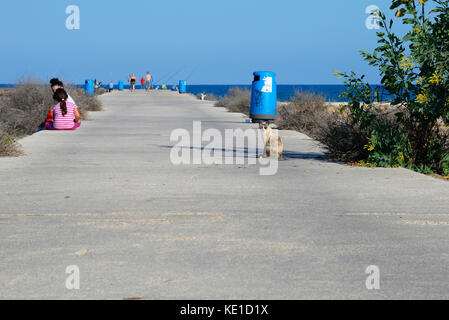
{"left": 259, "top": 121, "right": 283, "bottom": 159}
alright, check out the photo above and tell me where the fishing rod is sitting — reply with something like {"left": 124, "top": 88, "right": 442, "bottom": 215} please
{"left": 155, "top": 70, "right": 172, "bottom": 85}
{"left": 165, "top": 67, "right": 185, "bottom": 85}
{"left": 184, "top": 64, "right": 201, "bottom": 83}
{"left": 161, "top": 66, "right": 185, "bottom": 85}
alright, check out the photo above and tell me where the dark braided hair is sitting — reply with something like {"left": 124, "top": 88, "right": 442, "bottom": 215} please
{"left": 53, "top": 88, "right": 69, "bottom": 116}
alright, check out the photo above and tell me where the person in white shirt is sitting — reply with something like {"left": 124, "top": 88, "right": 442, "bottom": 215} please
{"left": 49, "top": 78, "right": 76, "bottom": 105}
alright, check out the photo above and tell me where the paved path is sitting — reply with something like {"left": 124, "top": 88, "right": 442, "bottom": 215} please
{"left": 1, "top": 90, "right": 449, "bottom": 299}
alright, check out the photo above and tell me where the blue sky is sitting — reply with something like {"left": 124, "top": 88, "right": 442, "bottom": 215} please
{"left": 0, "top": 0, "right": 409, "bottom": 84}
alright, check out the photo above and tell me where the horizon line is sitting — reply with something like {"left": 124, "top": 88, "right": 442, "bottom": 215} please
{"left": 0, "top": 83, "right": 383, "bottom": 86}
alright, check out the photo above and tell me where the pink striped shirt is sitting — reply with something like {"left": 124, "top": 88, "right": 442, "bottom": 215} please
{"left": 52, "top": 101, "right": 78, "bottom": 130}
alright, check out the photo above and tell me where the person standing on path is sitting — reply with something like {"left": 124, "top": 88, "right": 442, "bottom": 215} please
{"left": 145, "top": 72, "right": 152, "bottom": 91}
{"left": 129, "top": 74, "right": 137, "bottom": 92}
{"left": 140, "top": 77, "right": 145, "bottom": 89}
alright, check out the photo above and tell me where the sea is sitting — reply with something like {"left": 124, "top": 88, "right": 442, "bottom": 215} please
{"left": 181, "top": 85, "right": 351, "bottom": 102}
{"left": 0, "top": 84, "right": 389, "bottom": 102}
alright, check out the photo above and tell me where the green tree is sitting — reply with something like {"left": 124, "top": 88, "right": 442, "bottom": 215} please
{"left": 337, "top": 0, "right": 449, "bottom": 174}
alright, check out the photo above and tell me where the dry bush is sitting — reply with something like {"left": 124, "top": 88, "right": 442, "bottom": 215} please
{"left": 215, "top": 87, "right": 251, "bottom": 115}
{"left": 95, "top": 87, "right": 108, "bottom": 95}
{"left": 0, "top": 81, "right": 103, "bottom": 156}
{"left": 0, "top": 88, "right": 11, "bottom": 98}
{"left": 316, "top": 117, "right": 369, "bottom": 161}
{"left": 0, "top": 127, "right": 22, "bottom": 157}
{"left": 277, "top": 91, "right": 368, "bottom": 161}
{"left": 65, "top": 85, "right": 103, "bottom": 118}
{"left": 0, "top": 83, "right": 53, "bottom": 137}
{"left": 196, "top": 92, "right": 218, "bottom": 101}
{"left": 276, "top": 91, "right": 330, "bottom": 137}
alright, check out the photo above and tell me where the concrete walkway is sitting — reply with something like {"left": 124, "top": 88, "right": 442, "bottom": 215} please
{"left": 1, "top": 90, "right": 449, "bottom": 299}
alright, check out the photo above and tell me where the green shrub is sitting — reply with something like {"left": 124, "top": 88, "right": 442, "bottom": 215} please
{"left": 336, "top": 0, "right": 449, "bottom": 174}
{"left": 0, "top": 132, "right": 22, "bottom": 157}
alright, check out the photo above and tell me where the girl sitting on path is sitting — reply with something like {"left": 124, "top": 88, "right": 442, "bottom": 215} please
{"left": 45, "top": 89, "right": 81, "bottom": 130}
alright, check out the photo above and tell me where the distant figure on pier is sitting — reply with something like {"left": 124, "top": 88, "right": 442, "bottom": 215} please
{"left": 49, "top": 78, "right": 76, "bottom": 105}
{"left": 94, "top": 79, "right": 101, "bottom": 92}
{"left": 145, "top": 72, "right": 152, "bottom": 91}
{"left": 140, "top": 77, "right": 145, "bottom": 89}
{"left": 108, "top": 81, "right": 114, "bottom": 92}
{"left": 45, "top": 88, "right": 81, "bottom": 131}
{"left": 129, "top": 74, "right": 137, "bottom": 92}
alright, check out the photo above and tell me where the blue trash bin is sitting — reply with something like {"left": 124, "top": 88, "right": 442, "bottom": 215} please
{"left": 85, "top": 79, "right": 95, "bottom": 95}
{"left": 118, "top": 80, "right": 124, "bottom": 91}
{"left": 250, "top": 71, "right": 277, "bottom": 122}
{"left": 179, "top": 80, "right": 186, "bottom": 94}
